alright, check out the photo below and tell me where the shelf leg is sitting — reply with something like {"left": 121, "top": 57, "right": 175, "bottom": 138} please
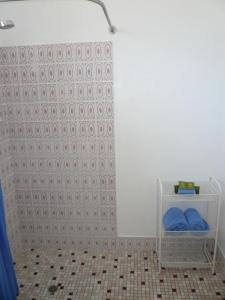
{"left": 212, "top": 196, "right": 221, "bottom": 274}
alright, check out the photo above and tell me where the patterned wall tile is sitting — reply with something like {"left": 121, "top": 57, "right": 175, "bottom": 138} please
{"left": 0, "top": 96, "right": 22, "bottom": 257}
{"left": 0, "top": 41, "right": 116, "bottom": 250}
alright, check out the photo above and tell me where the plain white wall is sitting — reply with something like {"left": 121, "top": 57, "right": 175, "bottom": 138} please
{"left": 1, "top": 0, "right": 225, "bottom": 239}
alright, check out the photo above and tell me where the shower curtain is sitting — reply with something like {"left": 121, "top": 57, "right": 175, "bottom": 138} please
{"left": 0, "top": 182, "right": 18, "bottom": 300}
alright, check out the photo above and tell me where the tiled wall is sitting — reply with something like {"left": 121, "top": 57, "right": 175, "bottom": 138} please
{"left": 0, "top": 42, "right": 117, "bottom": 250}
{"left": 0, "top": 78, "right": 21, "bottom": 256}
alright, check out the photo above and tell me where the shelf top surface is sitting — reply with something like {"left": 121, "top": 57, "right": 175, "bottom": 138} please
{"left": 158, "top": 179, "right": 221, "bottom": 197}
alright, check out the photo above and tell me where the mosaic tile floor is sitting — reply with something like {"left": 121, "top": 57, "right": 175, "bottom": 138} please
{"left": 14, "top": 249, "right": 225, "bottom": 300}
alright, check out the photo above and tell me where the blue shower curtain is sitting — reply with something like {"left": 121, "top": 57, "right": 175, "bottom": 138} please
{"left": 0, "top": 182, "right": 19, "bottom": 300}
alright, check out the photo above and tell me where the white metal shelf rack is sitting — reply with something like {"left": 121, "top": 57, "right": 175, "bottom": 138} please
{"left": 156, "top": 177, "right": 222, "bottom": 273}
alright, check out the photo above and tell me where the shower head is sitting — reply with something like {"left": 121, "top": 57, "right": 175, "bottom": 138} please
{"left": 0, "top": 0, "right": 28, "bottom": 29}
{"left": 0, "top": 20, "right": 15, "bottom": 29}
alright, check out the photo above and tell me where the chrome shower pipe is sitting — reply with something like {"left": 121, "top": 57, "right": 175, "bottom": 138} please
{"left": 87, "top": 0, "right": 116, "bottom": 33}
{"left": 0, "top": 0, "right": 116, "bottom": 33}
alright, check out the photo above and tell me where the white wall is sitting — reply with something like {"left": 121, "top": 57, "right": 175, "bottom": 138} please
{"left": 1, "top": 0, "right": 225, "bottom": 238}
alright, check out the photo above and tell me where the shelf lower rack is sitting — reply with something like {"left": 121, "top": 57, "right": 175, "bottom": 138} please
{"left": 161, "top": 247, "right": 212, "bottom": 269}
{"left": 162, "top": 230, "right": 216, "bottom": 239}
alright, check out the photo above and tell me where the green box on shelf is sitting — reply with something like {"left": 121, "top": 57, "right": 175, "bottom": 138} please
{"left": 178, "top": 181, "right": 195, "bottom": 190}
{"left": 174, "top": 185, "right": 200, "bottom": 194}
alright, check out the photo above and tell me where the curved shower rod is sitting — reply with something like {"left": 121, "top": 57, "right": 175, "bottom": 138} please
{"left": 87, "top": 0, "right": 116, "bottom": 34}
{"left": 0, "top": 0, "right": 116, "bottom": 33}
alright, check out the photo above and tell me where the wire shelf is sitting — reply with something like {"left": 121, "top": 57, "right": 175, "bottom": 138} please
{"left": 156, "top": 177, "right": 221, "bottom": 274}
